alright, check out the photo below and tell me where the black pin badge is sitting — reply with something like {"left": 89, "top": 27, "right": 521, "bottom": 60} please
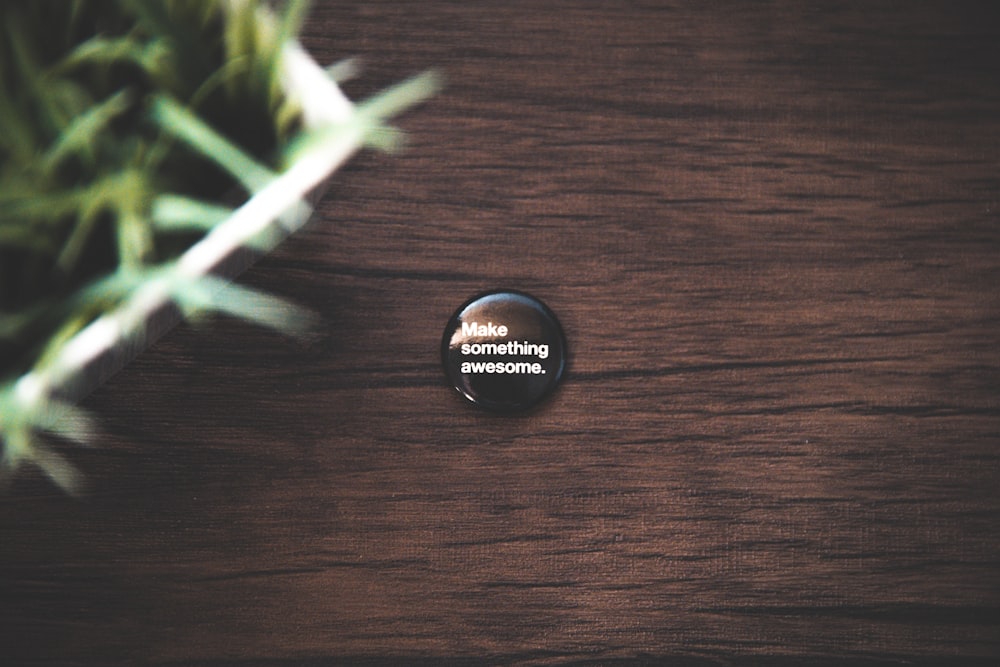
{"left": 441, "top": 290, "right": 566, "bottom": 412}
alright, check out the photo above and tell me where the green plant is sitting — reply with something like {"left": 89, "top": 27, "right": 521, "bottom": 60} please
{"left": 0, "top": 0, "right": 439, "bottom": 492}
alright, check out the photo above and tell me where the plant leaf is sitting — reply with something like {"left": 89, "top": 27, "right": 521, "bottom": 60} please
{"left": 151, "top": 194, "right": 233, "bottom": 232}
{"left": 166, "top": 273, "right": 315, "bottom": 337}
{"left": 41, "top": 89, "right": 134, "bottom": 173}
{"left": 150, "top": 94, "right": 277, "bottom": 193}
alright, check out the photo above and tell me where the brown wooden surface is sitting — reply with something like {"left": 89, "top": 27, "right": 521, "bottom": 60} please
{"left": 3, "top": 2, "right": 1000, "bottom": 664}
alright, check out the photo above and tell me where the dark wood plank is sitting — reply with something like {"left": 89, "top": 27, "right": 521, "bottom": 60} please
{"left": 3, "top": 1, "right": 1000, "bottom": 664}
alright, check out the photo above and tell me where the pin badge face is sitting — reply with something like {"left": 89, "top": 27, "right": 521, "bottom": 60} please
{"left": 441, "top": 290, "right": 566, "bottom": 412}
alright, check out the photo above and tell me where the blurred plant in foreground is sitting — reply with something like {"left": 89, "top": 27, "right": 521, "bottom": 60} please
{"left": 0, "top": 0, "right": 439, "bottom": 492}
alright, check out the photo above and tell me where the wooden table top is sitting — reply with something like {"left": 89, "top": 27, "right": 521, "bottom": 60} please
{"left": 3, "top": 2, "right": 999, "bottom": 664}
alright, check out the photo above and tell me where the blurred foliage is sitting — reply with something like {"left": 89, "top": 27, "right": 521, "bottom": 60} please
{"left": 0, "top": 0, "right": 439, "bottom": 491}
{"left": 1, "top": 0, "right": 304, "bottom": 373}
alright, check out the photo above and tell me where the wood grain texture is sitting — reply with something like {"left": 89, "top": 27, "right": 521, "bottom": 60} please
{"left": 3, "top": 1, "right": 1000, "bottom": 664}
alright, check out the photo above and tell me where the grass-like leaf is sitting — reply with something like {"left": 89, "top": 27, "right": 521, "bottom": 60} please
{"left": 167, "top": 272, "right": 316, "bottom": 337}
{"left": 41, "top": 89, "right": 134, "bottom": 173}
{"left": 151, "top": 94, "right": 277, "bottom": 193}
{"left": 151, "top": 194, "right": 234, "bottom": 232}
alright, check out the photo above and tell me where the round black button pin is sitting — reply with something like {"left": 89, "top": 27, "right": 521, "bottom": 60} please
{"left": 442, "top": 290, "right": 566, "bottom": 412}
